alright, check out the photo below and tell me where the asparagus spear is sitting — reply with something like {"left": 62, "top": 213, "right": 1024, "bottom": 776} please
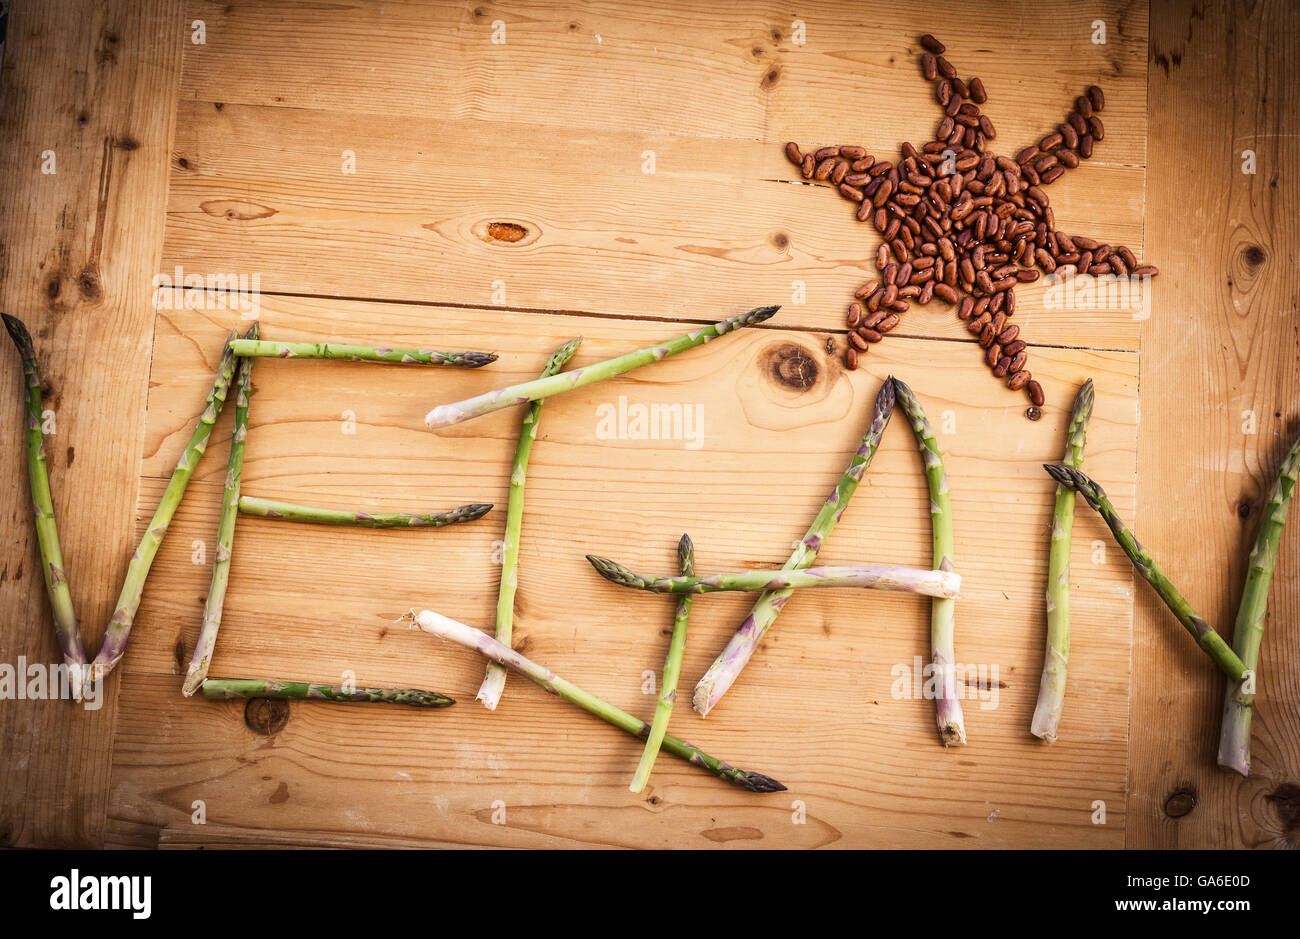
{"left": 238, "top": 496, "right": 492, "bottom": 528}
{"left": 201, "top": 677, "right": 453, "bottom": 707}
{"left": 412, "top": 609, "right": 786, "bottom": 793}
{"left": 477, "top": 336, "right": 582, "bottom": 711}
{"left": 425, "top": 305, "right": 779, "bottom": 428}
{"left": 630, "top": 534, "right": 695, "bottom": 794}
{"left": 692, "top": 378, "right": 895, "bottom": 717}
{"left": 3, "top": 314, "right": 87, "bottom": 682}
{"left": 229, "top": 339, "right": 497, "bottom": 368}
{"left": 182, "top": 324, "right": 259, "bottom": 696}
{"left": 892, "top": 378, "right": 966, "bottom": 746}
{"left": 1218, "top": 431, "right": 1300, "bottom": 776}
{"left": 587, "top": 555, "right": 961, "bottom": 599}
{"left": 87, "top": 329, "right": 241, "bottom": 686}
{"left": 1045, "top": 464, "right": 1249, "bottom": 681}
{"left": 1031, "top": 379, "right": 1094, "bottom": 743}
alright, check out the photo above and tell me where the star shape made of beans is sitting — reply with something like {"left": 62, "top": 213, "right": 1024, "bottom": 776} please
{"left": 785, "top": 33, "right": 1158, "bottom": 411}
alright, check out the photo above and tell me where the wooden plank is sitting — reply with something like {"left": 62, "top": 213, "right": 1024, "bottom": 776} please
{"left": 0, "top": 0, "right": 183, "bottom": 848}
{"left": 161, "top": 99, "right": 1148, "bottom": 349}
{"left": 178, "top": 0, "right": 1148, "bottom": 167}
{"left": 157, "top": 823, "right": 486, "bottom": 850}
{"left": 1130, "top": 0, "right": 1300, "bottom": 849}
{"left": 108, "top": 297, "right": 1136, "bottom": 847}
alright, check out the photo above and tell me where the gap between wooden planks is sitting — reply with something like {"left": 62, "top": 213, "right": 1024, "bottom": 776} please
{"left": 109, "top": 295, "right": 1135, "bottom": 848}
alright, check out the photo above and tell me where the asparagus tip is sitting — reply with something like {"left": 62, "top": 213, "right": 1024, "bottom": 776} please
{"left": 1046, "top": 465, "right": 1101, "bottom": 507}
{"left": 2, "top": 313, "right": 34, "bottom": 358}
{"left": 677, "top": 533, "right": 694, "bottom": 575}
{"left": 585, "top": 554, "right": 632, "bottom": 587}
{"left": 413, "top": 690, "right": 457, "bottom": 707}
{"left": 740, "top": 771, "right": 788, "bottom": 793}
{"left": 1043, "top": 463, "right": 1074, "bottom": 486}
{"left": 1077, "top": 376, "right": 1095, "bottom": 408}
{"left": 555, "top": 336, "right": 584, "bottom": 356}
{"left": 878, "top": 375, "right": 898, "bottom": 410}
{"left": 749, "top": 304, "right": 780, "bottom": 322}
{"left": 462, "top": 503, "right": 495, "bottom": 522}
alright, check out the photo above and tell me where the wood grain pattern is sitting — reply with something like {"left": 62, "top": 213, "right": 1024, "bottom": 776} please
{"left": 162, "top": 99, "right": 1147, "bottom": 348}
{"left": 108, "top": 297, "right": 1136, "bottom": 847}
{"left": 177, "top": 0, "right": 1149, "bottom": 165}
{"left": 1130, "top": 0, "right": 1300, "bottom": 849}
{"left": 0, "top": 0, "right": 184, "bottom": 848}
{"left": 18, "top": 0, "right": 1292, "bottom": 849}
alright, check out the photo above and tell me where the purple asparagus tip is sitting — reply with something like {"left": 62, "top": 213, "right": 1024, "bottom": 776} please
{"left": 460, "top": 503, "right": 495, "bottom": 522}
{"left": 1040, "top": 460, "right": 1092, "bottom": 489}
{"left": 879, "top": 377, "right": 897, "bottom": 409}
{"left": 1043, "top": 463, "right": 1072, "bottom": 486}
{"left": 2, "top": 313, "right": 35, "bottom": 359}
{"left": 741, "top": 772, "right": 788, "bottom": 793}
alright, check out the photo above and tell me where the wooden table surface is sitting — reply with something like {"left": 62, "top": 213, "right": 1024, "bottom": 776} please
{"left": 1, "top": 0, "right": 1296, "bottom": 849}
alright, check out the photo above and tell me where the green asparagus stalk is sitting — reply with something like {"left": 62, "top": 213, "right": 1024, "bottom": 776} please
{"left": 1218, "top": 432, "right": 1300, "bottom": 776}
{"left": 630, "top": 534, "right": 695, "bottom": 794}
{"left": 229, "top": 339, "right": 496, "bottom": 368}
{"left": 1045, "top": 464, "right": 1249, "bottom": 681}
{"left": 587, "top": 556, "right": 961, "bottom": 598}
{"left": 412, "top": 609, "right": 785, "bottom": 792}
{"left": 425, "top": 305, "right": 779, "bottom": 428}
{"left": 238, "top": 496, "right": 492, "bottom": 528}
{"left": 477, "top": 337, "right": 582, "bottom": 711}
{"left": 87, "top": 328, "right": 241, "bottom": 686}
{"left": 692, "top": 377, "right": 895, "bottom": 717}
{"left": 3, "top": 315, "right": 86, "bottom": 682}
{"left": 1031, "top": 379, "right": 1094, "bottom": 743}
{"left": 182, "top": 324, "right": 259, "bottom": 696}
{"left": 201, "top": 677, "right": 453, "bottom": 707}
{"left": 892, "top": 378, "right": 965, "bottom": 746}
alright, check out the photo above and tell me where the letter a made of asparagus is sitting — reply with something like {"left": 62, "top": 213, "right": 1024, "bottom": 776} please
{"left": 692, "top": 378, "right": 895, "bottom": 717}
